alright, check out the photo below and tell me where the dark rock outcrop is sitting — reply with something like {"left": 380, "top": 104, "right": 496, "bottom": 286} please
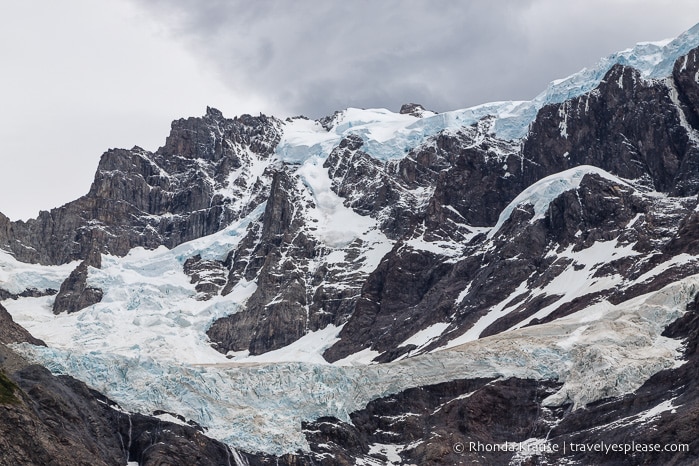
{"left": 0, "top": 345, "right": 128, "bottom": 466}
{"left": 324, "top": 240, "right": 455, "bottom": 363}
{"left": 399, "top": 102, "right": 429, "bottom": 116}
{"left": 183, "top": 254, "right": 227, "bottom": 301}
{"left": 52, "top": 251, "right": 103, "bottom": 314}
{"left": 0, "top": 109, "right": 281, "bottom": 265}
{"left": 0, "top": 303, "right": 45, "bottom": 346}
{"left": 0, "top": 287, "right": 57, "bottom": 301}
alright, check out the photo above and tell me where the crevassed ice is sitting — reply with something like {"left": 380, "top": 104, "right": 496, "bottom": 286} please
{"left": 12, "top": 273, "right": 695, "bottom": 455}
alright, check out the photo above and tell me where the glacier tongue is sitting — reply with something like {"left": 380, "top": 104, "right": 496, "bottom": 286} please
{"left": 11, "top": 273, "right": 695, "bottom": 455}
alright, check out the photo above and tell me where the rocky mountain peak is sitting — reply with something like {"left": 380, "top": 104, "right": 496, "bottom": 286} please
{"left": 399, "top": 102, "right": 430, "bottom": 117}
{"left": 205, "top": 105, "right": 224, "bottom": 118}
{"left": 0, "top": 107, "right": 283, "bottom": 266}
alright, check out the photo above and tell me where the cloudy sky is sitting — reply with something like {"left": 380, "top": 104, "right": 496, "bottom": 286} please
{"left": 1, "top": 1, "right": 699, "bottom": 220}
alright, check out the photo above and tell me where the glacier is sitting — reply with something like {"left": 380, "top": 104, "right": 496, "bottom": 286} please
{"left": 9, "top": 266, "right": 695, "bottom": 454}
{"left": 276, "top": 23, "right": 699, "bottom": 165}
{"left": 0, "top": 250, "right": 78, "bottom": 295}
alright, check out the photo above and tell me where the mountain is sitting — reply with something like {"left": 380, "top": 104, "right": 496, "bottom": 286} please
{"left": 3, "top": 24, "right": 699, "bottom": 465}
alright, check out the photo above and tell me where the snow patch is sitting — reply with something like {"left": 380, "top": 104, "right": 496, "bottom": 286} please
{"left": 296, "top": 156, "right": 378, "bottom": 248}
{"left": 224, "top": 324, "right": 343, "bottom": 365}
{"left": 398, "top": 322, "right": 450, "bottom": 350}
{"left": 333, "top": 347, "right": 382, "bottom": 366}
{"left": 0, "top": 249, "right": 78, "bottom": 294}
{"left": 366, "top": 443, "right": 404, "bottom": 464}
{"left": 489, "top": 166, "right": 629, "bottom": 238}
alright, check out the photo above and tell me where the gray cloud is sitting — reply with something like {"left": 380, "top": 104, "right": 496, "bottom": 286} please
{"left": 128, "top": 0, "right": 699, "bottom": 118}
{"left": 2, "top": 0, "right": 699, "bottom": 221}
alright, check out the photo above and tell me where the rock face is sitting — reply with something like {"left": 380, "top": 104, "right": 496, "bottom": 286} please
{"left": 399, "top": 102, "right": 429, "bottom": 116}
{"left": 297, "top": 377, "right": 562, "bottom": 465}
{"left": 52, "top": 251, "right": 103, "bottom": 314}
{"left": 183, "top": 254, "right": 228, "bottom": 301}
{"left": 0, "top": 108, "right": 280, "bottom": 315}
{"left": 0, "top": 107, "right": 281, "bottom": 265}
{"left": 522, "top": 64, "right": 699, "bottom": 195}
{"left": 0, "top": 360, "right": 127, "bottom": 466}
{"left": 208, "top": 169, "right": 320, "bottom": 354}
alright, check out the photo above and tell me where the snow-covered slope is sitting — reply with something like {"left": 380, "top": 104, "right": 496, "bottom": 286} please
{"left": 488, "top": 165, "right": 631, "bottom": 237}
{"left": 275, "top": 22, "right": 699, "bottom": 164}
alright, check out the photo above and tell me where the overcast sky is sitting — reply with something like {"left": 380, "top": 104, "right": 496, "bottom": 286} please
{"left": 1, "top": 1, "right": 699, "bottom": 220}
